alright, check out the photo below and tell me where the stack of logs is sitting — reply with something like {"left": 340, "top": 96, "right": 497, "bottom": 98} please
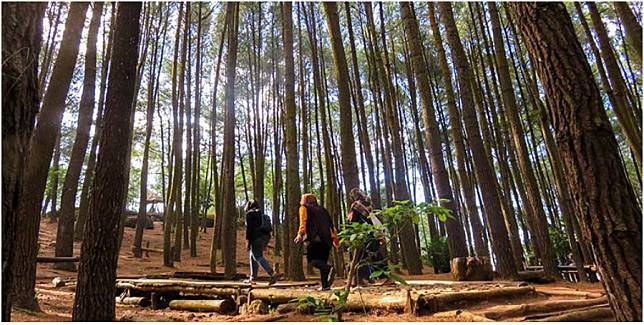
{"left": 113, "top": 276, "right": 610, "bottom": 321}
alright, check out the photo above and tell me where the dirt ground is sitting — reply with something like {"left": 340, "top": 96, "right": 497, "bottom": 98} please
{"left": 11, "top": 220, "right": 607, "bottom": 322}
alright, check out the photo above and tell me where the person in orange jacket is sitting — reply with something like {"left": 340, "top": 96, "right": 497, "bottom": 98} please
{"left": 294, "top": 193, "right": 340, "bottom": 290}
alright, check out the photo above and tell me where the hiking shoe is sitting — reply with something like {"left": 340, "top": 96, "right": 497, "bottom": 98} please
{"left": 327, "top": 266, "right": 336, "bottom": 287}
{"left": 268, "top": 273, "right": 282, "bottom": 286}
{"left": 317, "top": 286, "right": 331, "bottom": 291}
{"left": 243, "top": 279, "right": 256, "bottom": 285}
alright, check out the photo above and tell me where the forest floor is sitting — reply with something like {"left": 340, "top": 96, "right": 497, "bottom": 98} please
{"left": 12, "top": 220, "right": 609, "bottom": 322}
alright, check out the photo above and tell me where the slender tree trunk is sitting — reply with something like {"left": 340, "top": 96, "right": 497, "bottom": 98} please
{"left": 425, "top": 3, "right": 488, "bottom": 259}
{"left": 74, "top": 5, "right": 115, "bottom": 240}
{"left": 54, "top": 2, "right": 103, "bottom": 271}
{"left": 438, "top": 2, "right": 518, "bottom": 279}
{"left": 613, "top": 2, "right": 642, "bottom": 65}
{"left": 487, "top": 2, "right": 558, "bottom": 278}
{"left": 283, "top": 2, "right": 304, "bottom": 280}
{"left": 220, "top": 2, "right": 240, "bottom": 278}
{"left": 510, "top": 3, "right": 641, "bottom": 320}
{"left": 2, "top": 3, "right": 45, "bottom": 320}
{"left": 586, "top": 2, "right": 642, "bottom": 169}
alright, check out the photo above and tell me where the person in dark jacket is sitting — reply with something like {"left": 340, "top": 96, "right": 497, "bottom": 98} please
{"left": 348, "top": 188, "right": 384, "bottom": 286}
{"left": 245, "top": 200, "right": 279, "bottom": 285}
{"left": 294, "top": 193, "right": 340, "bottom": 290}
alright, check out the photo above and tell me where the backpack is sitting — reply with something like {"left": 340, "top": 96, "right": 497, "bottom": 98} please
{"left": 259, "top": 213, "right": 273, "bottom": 234}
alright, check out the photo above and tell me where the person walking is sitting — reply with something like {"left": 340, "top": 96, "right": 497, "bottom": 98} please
{"left": 347, "top": 188, "right": 382, "bottom": 286}
{"left": 245, "top": 200, "right": 280, "bottom": 285}
{"left": 294, "top": 193, "right": 340, "bottom": 290}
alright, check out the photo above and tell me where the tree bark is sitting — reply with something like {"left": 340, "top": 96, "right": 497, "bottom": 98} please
{"left": 220, "top": 2, "right": 240, "bottom": 278}
{"left": 282, "top": 2, "right": 304, "bottom": 280}
{"left": 437, "top": 2, "right": 518, "bottom": 279}
{"left": 1, "top": 3, "right": 45, "bottom": 320}
{"left": 586, "top": 2, "right": 642, "bottom": 170}
{"left": 487, "top": 2, "right": 558, "bottom": 279}
{"left": 12, "top": 2, "right": 88, "bottom": 310}
{"left": 72, "top": 3, "right": 142, "bottom": 320}
{"left": 613, "top": 2, "right": 642, "bottom": 65}
{"left": 55, "top": 2, "right": 104, "bottom": 271}
{"left": 510, "top": 3, "right": 642, "bottom": 320}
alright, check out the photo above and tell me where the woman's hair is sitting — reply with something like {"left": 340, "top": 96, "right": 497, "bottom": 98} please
{"left": 349, "top": 188, "right": 370, "bottom": 204}
{"left": 245, "top": 200, "right": 260, "bottom": 212}
{"left": 300, "top": 193, "right": 318, "bottom": 206}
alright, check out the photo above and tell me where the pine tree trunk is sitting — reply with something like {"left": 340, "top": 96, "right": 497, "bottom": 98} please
{"left": 425, "top": 3, "right": 488, "bottom": 259}
{"left": 220, "top": 2, "right": 240, "bottom": 278}
{"left": 323, "top": 2, "right": 361, "bottom": 201}
{"left": 74, "top": 5, "right": 115, "bottom": 241}
{"left": 282, "top": 2, "right": 304, "bottom": 280}
{"left": 438, "top": 2, "right": 518, "bottom": 279}
{"left": 12, "top": 2, "right": 88, "bottom": 310}
{"left": 487, "top": 2, "right": 558, "bottom": 279}
{"left": 613, "top": 2, "right": 642, "bottom": 66}
{"left": 55, "top": 2, "right": 103, "bottom": 271}
{"left": 586, "top": 2, "right": 642, "bottom": 170}
{"left": 510, "top": 3, "right": 642, "bottom": 320}
{"left": 2, "top": 3, "right": 45, "bottom": 320}
{"left": 71, "top": 4, "right": 141, "bottom": 320}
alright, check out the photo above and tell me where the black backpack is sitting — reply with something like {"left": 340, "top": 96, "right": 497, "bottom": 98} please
{"left": 260, "top": 213, "right": 273, "bottom": 234}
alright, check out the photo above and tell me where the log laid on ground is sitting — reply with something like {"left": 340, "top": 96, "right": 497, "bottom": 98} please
{"left": 433, "top": 310, "right": 496, "bottom": 322}
{"left": 116, "top": 280, "right": 243, "bottom": 298}
{"left": 173, "top": 271, "right": 248, "bottom": 280}
{"left": 450, "top": 257, "right": 493, "bottom": 281}
{"left": 535, "top": 306, "right": 613, "bottom": 322}
{"left": 522, "top": 303, "right": 609, "bottom": 321}
{"left": 250, "top": 288, "right": 411, "bottom": 312}
{"left": 241, "top": 314, "right": 288, "bottom": 322}
{"left": 482, "top": 296, "right": 608, "bottom": 320}
{"left": 132, "top": 246, "right": 163, "bottom": 253}
{"left": 418, "top": 286, "right": 535, "bottom": 313}
{"left": 535, "top": 288, "right": 604, "bottom": 299}
{"left": 36, "top": 256, "right": 80, "bottom": 263}
{"left": 168, "top": 299, "right": 236, "bottom": 314}
{"left": 116, "top": 296, "right": 150, "bottom": 307}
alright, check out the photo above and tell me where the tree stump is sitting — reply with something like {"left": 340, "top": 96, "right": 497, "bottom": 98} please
{"left": 450, "top": 257, "right": 493, "bottom": 281}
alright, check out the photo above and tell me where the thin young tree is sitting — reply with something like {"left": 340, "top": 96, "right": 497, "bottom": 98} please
{"left": 2, "top": 3, "right": 45, "bottom": 320}
{"left": 72, "top": 2, "right": 142, "bottom": 320}
{"left": 510, "top": 2, "right": 641, "bottom": 320}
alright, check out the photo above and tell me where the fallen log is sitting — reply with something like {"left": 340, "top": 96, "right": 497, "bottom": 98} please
{"left": 116, "top": 282, "right": 242, "bottom": 298}
{"left": 36, "top": 256, "right": 79, "bottom": 263}
{"left": 116, "top": 296, "right": 150, "bottom": 307}
{"left": 535, "top": 288, "right": 604, "bottom": 299}
{"left": 173, "top": 271, "right": 247, "bottom": 280}
{"left": 136, "top": 247, "right": 163, "bottom": 253}
{"left": 433, "top": 310, "right": 495, "bottom": 322}
{"left": 250, "top": 288, "right": 411, "bottom": 312}
{"left": 535, "top": 306, "right": 613, "bottom": 322}
{"left": 522, "top": 303, "right": 609, "bottom": 321}
{"left": 418, "top": 286, "right": 535, "bottom": 313}
{"left": 168, "top": 299, "right": 236, "bottom": 314}
{"left": 482, "top": 296, "right": 608, "bottom": 320}
{"left": 241, "top": 314, "right": 288, "bottom": 322}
